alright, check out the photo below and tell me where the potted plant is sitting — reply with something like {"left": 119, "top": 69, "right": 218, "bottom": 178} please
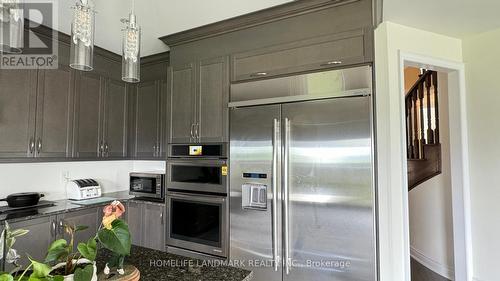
{"left": 0, "top": 222, "right": 63, "bottom": 281}
{"left": 44, "top": 223, "right": 98, "bottom": 281}
{"left": 0, "top": 200, "right": 133, "bottom": 281}
{"left": 98, "top": 201, "right": 131, "bottom": 277}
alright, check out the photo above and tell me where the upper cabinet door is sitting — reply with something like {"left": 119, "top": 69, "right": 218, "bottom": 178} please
{"left": 169, "top": 63, "right": 196, "bottom": 144}
{"left": 74, "top": 72, "right": 103, "bottom": 158}
{"left": 103, "top": 78, "right": 128, "bottom": 158}
{"left": 0, "top": 69, "right": 37, "bottom": 158}
{"left": 35, "top": 66, "right": 74, "bottom": 158}
{"left": 134, "top": 81, "right": 160, "bottom": 158}
{"left": 231, "top": 29, "right": 368, "bottom": 82}
{"left": 198, "top": 57, "right": 229, "bottom": 143}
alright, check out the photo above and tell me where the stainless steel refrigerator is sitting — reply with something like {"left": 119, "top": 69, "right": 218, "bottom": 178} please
{"left": 229, "top": 66, "right": 377, "bottom": 281}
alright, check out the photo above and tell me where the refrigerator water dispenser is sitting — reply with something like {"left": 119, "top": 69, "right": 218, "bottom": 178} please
{"left": 242, "top": 183, "right": 267, "bottom": 210}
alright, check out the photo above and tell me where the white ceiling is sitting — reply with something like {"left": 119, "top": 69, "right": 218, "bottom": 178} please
{"left": 383, "top": 0, "right": 500, "bottom": 39}
{"left": 46, "top": 0, "right": 293, "bottom": 56}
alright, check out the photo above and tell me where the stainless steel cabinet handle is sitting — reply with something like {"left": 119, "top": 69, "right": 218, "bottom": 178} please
{"left": 250, "top": 72, "right": 268, "bottom": 77}
{"left": 194, "top": 123, "right": 200, "bottom": 142}
{"left": 59, "top": 219, "right": 64, "bottom": 235}
{"left": 99, "top": 141, "right": 104, "bottom": 157}
{"left": 36, "top": 138, "right": 42, "bottom": 154}
{"left": 190, "top": 123, "right": 195, "bottom": 142}
{"left": 157, "top": 142, "right": 161, "bottom": 157}
{"left": 283, "top": 118, "right": 291, "bottom": 275}
{"left": 320, "top": 60, "right": 342, "bottom": 67}
{"left": 29, "top": 138, "right": 35, "bottom": 154}
{"left": 160, "top": 212, "right": 164, "bottom": 225}
{"left": 104, "top": 142, "right": 109, "bottom": 157}
{"left": 51, "top": 220, "right": 56, "bottom": 237}
{"left": 153, "top": 144, "right": 157, "bottom": 157}
{"left": 272, "top": 118, "right": 280, "bottom": 271}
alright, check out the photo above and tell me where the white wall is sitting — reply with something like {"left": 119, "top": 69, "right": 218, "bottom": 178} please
{"left": 408, "top": 73, "right": 455, "bottom": 279}
{"left": 374, "top": 21, "right": 463, "bottom": 281}
{"left": 0, "top": 161, "right": 165, "bottom": 201}
{"left": 463, "top": 28, "right": 500, "bottom": 281}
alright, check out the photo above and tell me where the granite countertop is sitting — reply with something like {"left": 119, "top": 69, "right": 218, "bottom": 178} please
{"left": 0, "top": 191, "right": 166, "bottom": 223}
{"left": 96, "top": 245, "right": 253, "bottom": 281}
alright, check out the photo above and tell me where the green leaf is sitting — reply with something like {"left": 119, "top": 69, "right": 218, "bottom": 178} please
{"left": 77, "top": 238, "right": 97, "bottom": 261}
{"left": 47, "top": 240, "right": 68, "bottom": 253}
{"left": 45, "top": 239, "right": 68, "bottom": 263}
{"left": 28, "top": 258, "right": 52, "bottom": 278}
{"left": 97, "top": 219, "right": 131, "bottom": 256}
{"left": 0, "top": 273, "right": 14, "bottom": 281}
{"left": 74, "top": 264, "right": 94, "bottom": 281}
{"left": 74, "top": 226, "right": 89, "bottom": 233}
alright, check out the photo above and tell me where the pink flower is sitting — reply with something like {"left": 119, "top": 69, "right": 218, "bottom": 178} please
{"left": 102, "top": 201, "right": 125, "bottom": 229}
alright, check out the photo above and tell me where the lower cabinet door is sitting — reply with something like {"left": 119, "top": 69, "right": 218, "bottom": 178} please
{"left": 59, "top": 208, "right": 99, "bottom": 249}
{"left": 126, "top": 201, "right": 144, "bottom": 247}
{"left": 7, "top": 216, "right": 55, "bottom": 270}
{"left": 142, "top": 204, "right": 166, "bottom": 251}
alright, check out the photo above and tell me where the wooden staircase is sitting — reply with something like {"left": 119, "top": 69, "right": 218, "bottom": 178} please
{"left": 406, "top": 70, "right": 442, "bottom": 191}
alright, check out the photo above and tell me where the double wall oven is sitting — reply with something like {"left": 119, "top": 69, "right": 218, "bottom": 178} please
{"left": 166, "top": 144, "right": 228, "bottom": 258}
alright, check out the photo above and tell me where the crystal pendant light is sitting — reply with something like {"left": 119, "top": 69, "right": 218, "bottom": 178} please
{"left": 0, "top": 0, "right": 24, "bottom": 54}
{"left": 121, "top": 0, "right": 140, "bottom": 83}
{"left": 70, "top": 0, "right": 95, "bottom": 71}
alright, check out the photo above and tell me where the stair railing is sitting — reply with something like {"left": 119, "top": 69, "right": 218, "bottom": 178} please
{"left": 405, "top": 70, "right": 439, "bottom": 160}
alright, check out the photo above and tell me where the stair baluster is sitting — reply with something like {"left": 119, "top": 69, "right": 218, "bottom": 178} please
{"left": 432, "top": 71, "right": 440, "bottom": 143}
{"left": 425, "top": 74, "right": 434, "bottom": 144}
{"left": 405, "top": 69, "right": 443, "bottom": 190}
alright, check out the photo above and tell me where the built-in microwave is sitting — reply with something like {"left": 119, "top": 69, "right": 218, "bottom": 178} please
{"left": 167, "top": 143, "right": 228, "bottom": 194}
{"left": 129, "top": 172, "right": 165, "bottom": 200}
{"left": 167, "top": 159, "right": 228, "bottom": 194}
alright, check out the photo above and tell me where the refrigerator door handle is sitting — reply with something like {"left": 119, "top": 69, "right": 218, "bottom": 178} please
{"left": 272, "top": 118, "right": 280, "bottom": 271}
{"left": 283, "top": 117, "right": 291, "bottom": 275}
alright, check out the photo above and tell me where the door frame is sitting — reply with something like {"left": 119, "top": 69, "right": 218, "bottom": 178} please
{"left": 397, "top": 51, "right": 473, "bottom": 281}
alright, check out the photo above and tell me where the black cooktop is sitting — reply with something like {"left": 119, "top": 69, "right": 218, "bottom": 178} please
{"left": 0, "top": 200, "right": 56, "bottom": 215}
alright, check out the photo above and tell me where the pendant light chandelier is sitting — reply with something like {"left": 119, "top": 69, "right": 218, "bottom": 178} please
{"left": 121, "top": 0, "right": 141, "bottom": 83}
{"left": 0, "top": 0, "right": 24, "bottom": 54}
{"left": 70, "top": 0, "right": 95, "bottom": 71}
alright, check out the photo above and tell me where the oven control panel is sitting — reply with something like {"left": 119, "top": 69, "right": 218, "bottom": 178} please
{"left": 242, "top": 183, "right": 267, "bottom": 210}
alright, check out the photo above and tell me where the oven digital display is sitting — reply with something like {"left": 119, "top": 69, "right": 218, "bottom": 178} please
{"left": 189, "top": 145, "right": 203, "bottom": 156}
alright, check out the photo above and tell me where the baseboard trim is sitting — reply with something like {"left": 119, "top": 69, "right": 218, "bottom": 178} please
{"left": 410, "top": 246, "right": 455, "bottom": 280}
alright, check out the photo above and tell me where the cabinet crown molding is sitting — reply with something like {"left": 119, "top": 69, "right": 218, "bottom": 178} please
{"left": 159, "top": 0, "right": 361, "bottom": 47}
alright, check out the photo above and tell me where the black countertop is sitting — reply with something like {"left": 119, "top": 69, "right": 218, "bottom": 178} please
{"left": 0, "top": 191, "right": 165, "bottom": 223}
{"left": 97, "top": 245, "right": 253, "bottom": 281}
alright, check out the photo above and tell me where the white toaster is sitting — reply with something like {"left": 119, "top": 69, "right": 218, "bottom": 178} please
{"left": 66, "top": 179, "right": 102, "bottom": 200}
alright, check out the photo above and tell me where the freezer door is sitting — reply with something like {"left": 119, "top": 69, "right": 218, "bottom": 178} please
{"left": 230, "top": 104, "right": 283, "bottom": 281}
{"left": 282, "top": 97, "right": 376, "bottom": 281}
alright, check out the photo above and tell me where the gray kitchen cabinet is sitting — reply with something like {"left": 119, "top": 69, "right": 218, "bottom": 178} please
{"left": 169, "top": 57, "right": 228, "bottom": 144}
{"left": 102, "top": 78, "right": 128, "bottom": 158}
{"left": 169, "top": 63, "right": 196, "bottom": 144}
{"left": 132, "top": 81, "right": 159, "bottom": 158}
{"left": 73, "top": 72, "right": 103, "bottom": 158}
{"left": 59, "top": 208, "right": 99, "bottom": 249}
{"left": 0, "top": 69, "right": 37, "bottom": 158}
{"left": 73, "top": 73, "right": 129, "bottom": 159}
{"left": 7, "top": 216, "right": 55, "bottom": 269}
{"left": 142, "top": 204, "right": 165, "bottom": 251}
{"left": 34, "top": 66, "right": 74, "bottom": 158}
{"left": 198, "top": 56, "right": 229, "bottom": 142}
{"left": 126, "top": 201, "right": 143, "bottom": 247}
{"left": 131, "top": 79, "right": 167, "bottom": 159}
{"left": 231, "top": 29, "right": 369, "bottom": 82}
{"left": 126, "top": 201, "right": 166, "bottom": 251}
